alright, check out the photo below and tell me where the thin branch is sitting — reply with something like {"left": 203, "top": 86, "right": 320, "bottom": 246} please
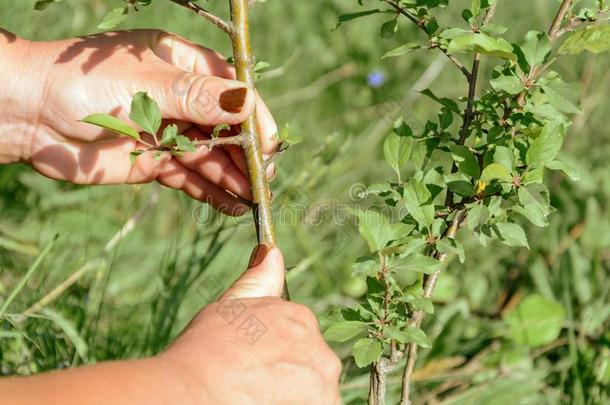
{"left": 194, "top": 134, "right": 245, "bottom": 149}
{"left": 169, "top": 0, "right": 234, "bottom": 35}
{"left": 549, "top": 0, "right": 573, "bottom": 40}
{"left": 399, "top": 210, "right": 467, "bottom": 405}
{"left": 385, "top": 0, "right": 470, "bottom": 78}
{"left": 228, "top": 0, "right": 288, "bottom": 299}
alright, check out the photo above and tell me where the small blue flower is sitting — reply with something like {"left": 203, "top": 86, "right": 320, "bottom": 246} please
{"left": 367, "top": 71, "right": 386, "bottom": 88}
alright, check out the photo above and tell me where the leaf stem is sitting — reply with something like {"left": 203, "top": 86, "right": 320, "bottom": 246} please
{"left": 169, "top": 0, "right": 234, "bottom": 34}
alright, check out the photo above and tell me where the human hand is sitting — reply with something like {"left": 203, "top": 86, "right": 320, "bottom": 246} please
{"left": 160, "top": 246, "right": 342, "bottom": 404}
{"left": 0, "top": 29, "right": 278, "bottom": 215}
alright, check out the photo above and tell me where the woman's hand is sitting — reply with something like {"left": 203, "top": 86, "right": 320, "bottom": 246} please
{"left": 160, "top": 246, "right": 343, "bottom": 404}
{"left": 0, "top": 29, "right": 277, "bottom": 215}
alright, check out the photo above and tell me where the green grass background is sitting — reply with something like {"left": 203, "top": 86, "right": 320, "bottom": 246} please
{"left": 0, "top": 0, "right": 609, "bottom": 403}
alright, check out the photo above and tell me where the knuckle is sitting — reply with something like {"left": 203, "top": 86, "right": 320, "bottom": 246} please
{"left": 290, "top": 303, "right": 319, "bottom": 328}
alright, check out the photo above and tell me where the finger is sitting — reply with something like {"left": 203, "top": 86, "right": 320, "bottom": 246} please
{"left": 30, "top": 135, "right": 170, "bottom": 185}
{"left": 221, "top": 246, "right": 285, "bottom": 299}
{"left": 177, "top": 127, "right": 252, "bottom": 200}
{"left": 255, "top": 96, "right": 279, "bottom": 155}
{"left": 151, "top": 31, "right": 236, "bottom": 79}
{"left": 135, "top": 63, "right": 256, "bottom": 127}
{"left": 157, "top": 160, "right": 249, "bottom": 216}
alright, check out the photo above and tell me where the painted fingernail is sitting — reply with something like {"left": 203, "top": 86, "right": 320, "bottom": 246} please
{"left": 248, "top": 243, "right": 270, "bottom": 268}
{"left": 220, "top": 87, "right": 248, "bottom": 113}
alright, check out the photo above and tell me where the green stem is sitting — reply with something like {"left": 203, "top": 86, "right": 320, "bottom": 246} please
{"left": 228, "top": 0, "right": 289, "bottom": 299}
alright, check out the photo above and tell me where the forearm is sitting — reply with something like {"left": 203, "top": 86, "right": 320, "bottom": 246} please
{"left": 0, "top": 357, "right": 202, "bottom": 405}
{"left": 0, "top": 28, "right": 46, "bottom": 164}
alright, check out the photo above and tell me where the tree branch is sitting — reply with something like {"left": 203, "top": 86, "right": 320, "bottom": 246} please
{"left": 169, "top": 0, "right": 234, "bottom": 35}
{"left": 194, "top": 134, "right": 245, "bottom": 149}
{"left": 385, "top": 0, "right": 471, "bottom": 79}
{"left": 399, "top": 210, "right": 466, "bottom": 405}
{"left": 228, "top": 0, "right": 288, "bottom": 299}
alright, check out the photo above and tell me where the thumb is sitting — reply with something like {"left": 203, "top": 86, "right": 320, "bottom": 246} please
{"left": 221, "top": 245, "right": 285, "bottom": 299}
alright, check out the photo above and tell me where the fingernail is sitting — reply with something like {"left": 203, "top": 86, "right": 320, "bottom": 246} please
{"left": 220, "top": 87, "right": 248, "bottom": 113}
{"left": 248, "top": 244, "right": 270, "bottom": 268}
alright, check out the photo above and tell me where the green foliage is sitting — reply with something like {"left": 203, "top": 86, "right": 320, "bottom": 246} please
{"left": 2, "top": 1, "right": 610, "bottom": 404}
{"left": 505, "top": 293, "right": 565, "bottom": 347}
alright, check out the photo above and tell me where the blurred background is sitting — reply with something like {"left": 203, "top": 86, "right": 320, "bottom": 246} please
{"left": 0, "top": 0, "right": 609, "bottom": 403}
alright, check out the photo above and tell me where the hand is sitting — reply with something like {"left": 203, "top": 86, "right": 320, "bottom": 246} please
{"left": 160, "top": 245, "right": 343, "bottom": 404}
{"left": 0, "top": 29, "right": 278, "bottom": 215}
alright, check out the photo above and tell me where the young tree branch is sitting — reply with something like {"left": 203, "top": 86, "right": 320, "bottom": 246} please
{"left": 399, "top": 209, "right": 466, "bottom": 405}
{"left": 169, "top": 0, "right": 234, "bottom": 35}
{"left": 385, "top": 0, "right": 471, "bottom": 78}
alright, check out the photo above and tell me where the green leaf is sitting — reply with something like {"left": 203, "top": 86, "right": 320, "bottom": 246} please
{"left": 161, "top": 124, "right": 178, "bottom": 145}
{"left": 447, "top": 32, "right": 516, "bottom": 59}
{"left": 506, "top": 294, "right": 565, "bottom": 347}
{"left": 383, "top": 131, "right": 412, "bottom": 180}
{"left": 98, "top": 7, "right": 129, "bottom": 30}
{"left": 526, "top": 120, "right": 566, "bottom": 167}
{"left": 34, "top": 0, "right": 62, "bottom": 10}
{"left": 385, "top": 325, "right": 431, "bottom": 348}
{"left": 401, "top": 180, "right": 435, "bottom": 230}
{"left": 559, "top": 24, "right": 610, "bottom": 54}
{"left": 493, "top": 222, "right": 529, "bottom": 248}
{"left": 382, "top": 43, "right": 421, "bottom": 59}
{"left": 41, "top": 308, "right": 89, "bottom": 360}
{"left": 481, "top": 163, "right": 512, "bottom": 183}
{"left": 420, "top": 89, "right": 460, "bottom": 113}
{"left": 436, "top": 239, "right": 465, "bottom": 263}
{"left": 490, "top": 75, "right": 525, "bottom": 95}
{"left": 521, "top": 30, "right": 551, "bottom": 67}
{"left": 512, "top": 185, "right": 552, "bottom": 227}
{"left": 254, "top": 61, "right": 271, "bottom": 73}
{"left": 450, "top": 145, "right": 481, "bottom": 179}
{"left": 380, "top": 18, "right": 398, "bottom": 38}
{"left": 546, "top": 160, "right": 580, "bottom": 181}
{"left": 447, "top": 180, "right": 475, "bottom": 197}
{"left": 539, "top": 72, "right": 581, "bottom": 114}
{"left": 467, "top": 204, "right": 489, "bottom": 231}
{"left": 352, "top": 338, "right": 383, "bottom": 368}
{"left": 212, "top": 123, "right": 231, "bottom": 139}
{"left": 335, "top": 9, "right": 382, "bottom": 29}
{"left": 278, "top": 124, "right": 302, "bottom": 145}
{"left": 175, "top": 135, "right": 197, "bottom": 153}
{"left": 81, "top": 114, "right": 140, "bottom": 140}
{"left": 130, "top": 92, "right": 162, "bottom": 136}
{"left": 351, "top": 209, "right": 392, "bottom": 253}
{"left": 324, "top": 321, "right": 367, "bottom": 342}
{"left": 392, "top": 254, "right": 443, "bottom": 275}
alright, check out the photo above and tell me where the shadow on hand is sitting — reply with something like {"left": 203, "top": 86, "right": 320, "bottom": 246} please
{"left": 32, "top": 144, "right": 105, "bottom": 185}
{"left": 54, "top": 31, "right": 148, "bottom": 74}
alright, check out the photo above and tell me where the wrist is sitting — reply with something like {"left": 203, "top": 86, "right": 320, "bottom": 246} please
{"left": 0, "top": 30, "right": 50, "bottom": 164}
{"left": 154, "top": 352, "right": 211, "bottom": 404}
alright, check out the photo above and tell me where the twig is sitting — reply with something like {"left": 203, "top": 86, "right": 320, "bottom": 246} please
{"left": 194, "top": 134, "right": 245, "bottom": 149}
{"left": 228, "top": 0, "right": 289, "bottom": 299}
{"left": 458, "top": 3, "right": 497, "bottom": 145}
{"left": 385, "top": 0, "right": 470, "bottom": 78}
{"left": 400, "top": 210, "right": 466, "bottom": 405}
{"left": 169, "top": 0, "right": 233, "bottom": 35}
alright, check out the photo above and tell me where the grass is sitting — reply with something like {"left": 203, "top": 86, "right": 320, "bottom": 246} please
{"left": 1, "top": 0, "right": 609, "bottom": 403}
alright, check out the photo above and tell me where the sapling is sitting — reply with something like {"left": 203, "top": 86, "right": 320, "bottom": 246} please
{"left": 330, "top": 0, "right": 610, "bottom": 404}
{"left": 36, "top": 0, "right": 289, "bottom": 298}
